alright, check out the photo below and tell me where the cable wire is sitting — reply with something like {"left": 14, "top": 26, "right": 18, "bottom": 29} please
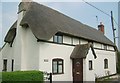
{"left": 82, "top": 0, "right": 119, "bottom": 28}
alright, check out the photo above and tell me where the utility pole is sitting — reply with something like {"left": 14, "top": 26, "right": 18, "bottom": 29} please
{"left": 111, "top": 11, "right": 116, "bottom": 45}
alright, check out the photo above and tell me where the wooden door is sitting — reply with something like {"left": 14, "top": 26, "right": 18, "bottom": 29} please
{"left": 73, "top": 59, "right": 83, "bottom": 82}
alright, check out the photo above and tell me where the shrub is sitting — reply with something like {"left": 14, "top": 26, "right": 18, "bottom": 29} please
{"left": 2, "top": 71, "right": 43, "bottom": 83}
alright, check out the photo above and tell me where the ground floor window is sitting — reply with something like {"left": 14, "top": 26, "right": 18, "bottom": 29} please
{"left": 104, "top": 59, "right": 108, "bottom": 69}
{"left": 12, "top": 59, "right": 14, "bottom": 71}
{"left": 52, "top": 58, "right": 64, "bottom": 74}
{"left": 3, "top": 59, "right": 7, "bottom": 71}
{"left": 89, "top": 60, "right": 93, "bottom": 70}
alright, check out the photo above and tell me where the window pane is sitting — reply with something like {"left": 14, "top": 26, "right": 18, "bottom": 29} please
{"left": 53, "top": 35, "right": 58, "bottom": 43}
{"left": 53, "top": 61, "right": 57, "bottom": 73}
{"left": 104, "top": 59, "right": 108, "bottom": 69}
{"left": 89, "top": 61, "right": 92, "bottom": 70}
{"left": 58, "top": 36, "right": 63, "bottom": 43}
{"left": 58, "top": 61, "right": 63, "bottom": 64}
{"left": 58, "top": 65, "right": 63, "bottom": 73}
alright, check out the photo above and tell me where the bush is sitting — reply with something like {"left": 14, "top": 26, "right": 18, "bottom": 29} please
{"left": 2, "top": 71, "right": 43, "bottom": 83}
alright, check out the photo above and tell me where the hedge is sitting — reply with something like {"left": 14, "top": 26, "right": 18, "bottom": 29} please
{"left": 1, "top": 71, "right": 43, "bottom": 83}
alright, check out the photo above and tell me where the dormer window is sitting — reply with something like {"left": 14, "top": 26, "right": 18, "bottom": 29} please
{"left": 53, "top": 34, "right": 63, "bottom": 44}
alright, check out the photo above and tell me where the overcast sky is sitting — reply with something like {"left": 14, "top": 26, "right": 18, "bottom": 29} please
{"left": 0, "top": 0, "right": 119, "bottom": 47}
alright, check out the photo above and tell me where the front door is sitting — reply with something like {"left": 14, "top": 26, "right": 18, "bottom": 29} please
{"left": 72, "top": 59, "right": 83, "bottom": 82}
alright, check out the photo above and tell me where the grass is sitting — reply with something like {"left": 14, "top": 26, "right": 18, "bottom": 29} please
{"left": 95, "top": 75, "right": 118, "bottom": 83}
{"left": 1, "top": 70, "right": 43, "bottom": 83}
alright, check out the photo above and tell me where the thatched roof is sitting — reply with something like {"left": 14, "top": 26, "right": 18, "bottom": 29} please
{"left": 4, "top": 2, "right": 115, "bottom": 46}
{"left": 4, "top": 21, "right": 17, "bottom": 43}
{"left": 70, "top": 44, "right": 97, "bottom": 59}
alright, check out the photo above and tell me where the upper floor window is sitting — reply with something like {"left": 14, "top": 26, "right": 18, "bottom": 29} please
{"left": 89, "top": 60, "right": 93, "bottom": 70}
{"left": 53, "top": 34, "right": 63, "bottom": 44}
{"left": 104, "top": 59, "right": 108, "bottom": 69}
{"left": 52, "top": 58, "right": 64, "bottom": 74}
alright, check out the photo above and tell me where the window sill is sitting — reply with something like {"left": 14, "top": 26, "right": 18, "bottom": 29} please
{"left": 104, "top": 68, "right": 108, "bottom": 69}
{"left": 89, "top": 69, "right": 93, "bottom": 71}
{"left": 52, "top": 73, "right": 64, "bottom": 75}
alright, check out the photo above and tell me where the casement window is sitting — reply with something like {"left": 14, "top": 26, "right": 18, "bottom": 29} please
{"left": 53, "top": 34, "right": 63, "bottom": 43}
{"left": 11, "top": 59, "right": 14, "bottom": 71}
{"left": 3, "top": 59, "right": 7, "bottom": 72}
{"left": 104, "top": 59, "right": 108, "bottom": 69}
{"left": 89, "top": 60, "right": 93, "bottom": 70}
{"left": 52, "top": 58, "right": 64, "bottom": 74}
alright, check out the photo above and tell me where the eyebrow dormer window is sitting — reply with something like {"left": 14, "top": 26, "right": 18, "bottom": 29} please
{"left": 53, "top": 34, "right": 63, "bottom": 44}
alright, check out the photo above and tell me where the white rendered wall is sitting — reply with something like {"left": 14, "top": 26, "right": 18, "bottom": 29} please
{"left": 63, "top": 36, "right": 72, "bottom": 44}
{"left": 20, "top": 28, "right": 40, "bottom": 70}
{"left": 107, "top": 46, "right": 114, "bottom": 51}
{"left": 48, "top": 37, "right": 53, "bottom": 42}
{"left": 81, "top": 39, "right": 88, "bottom": 44}
{"left": 73, "top": 38, "right": 79, "bottom": 45}
{"left": 2, "top": 43, "right": 15, "bottom": 71}
{"left": 83, "top": 48, "right": 95, "bottom": 81}
{"left": 13, "top": 11, "right": 25, "bottom": 71}
{"left": 94, "top": 49, "right": 116, "bottom": 78}
{"left": 39, "top": 42, "right": 74, "bottom": 81}
{"left": 93, "top": 42, "right": 102, "bottom": 49}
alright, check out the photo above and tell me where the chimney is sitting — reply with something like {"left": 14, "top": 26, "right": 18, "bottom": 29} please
{"left": 98, "top": 22, "right": 105, "bottom": 34}
{"left": 18, "top": 0, "right": 32, "bottom": 14}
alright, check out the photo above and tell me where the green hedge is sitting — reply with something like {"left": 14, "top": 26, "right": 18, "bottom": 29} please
{"left": 1, "top": 71, "right": 43, "bottom": 83}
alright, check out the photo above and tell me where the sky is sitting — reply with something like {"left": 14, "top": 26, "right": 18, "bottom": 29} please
{"left": 0, "top": 0, "right": 119, "bottom": 48}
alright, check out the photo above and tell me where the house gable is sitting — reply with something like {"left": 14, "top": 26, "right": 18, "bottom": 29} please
{"left": 70, "top": 43, "right": 97, "bottom": 59}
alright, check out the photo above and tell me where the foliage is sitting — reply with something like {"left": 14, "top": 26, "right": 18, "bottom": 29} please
{"left": 1, "top": 71, "right": 43, "bottom": 83}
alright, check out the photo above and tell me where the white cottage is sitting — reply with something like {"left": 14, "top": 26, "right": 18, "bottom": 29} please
{"left": 0, "top": 1, "right": 117, "bottom": 81}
